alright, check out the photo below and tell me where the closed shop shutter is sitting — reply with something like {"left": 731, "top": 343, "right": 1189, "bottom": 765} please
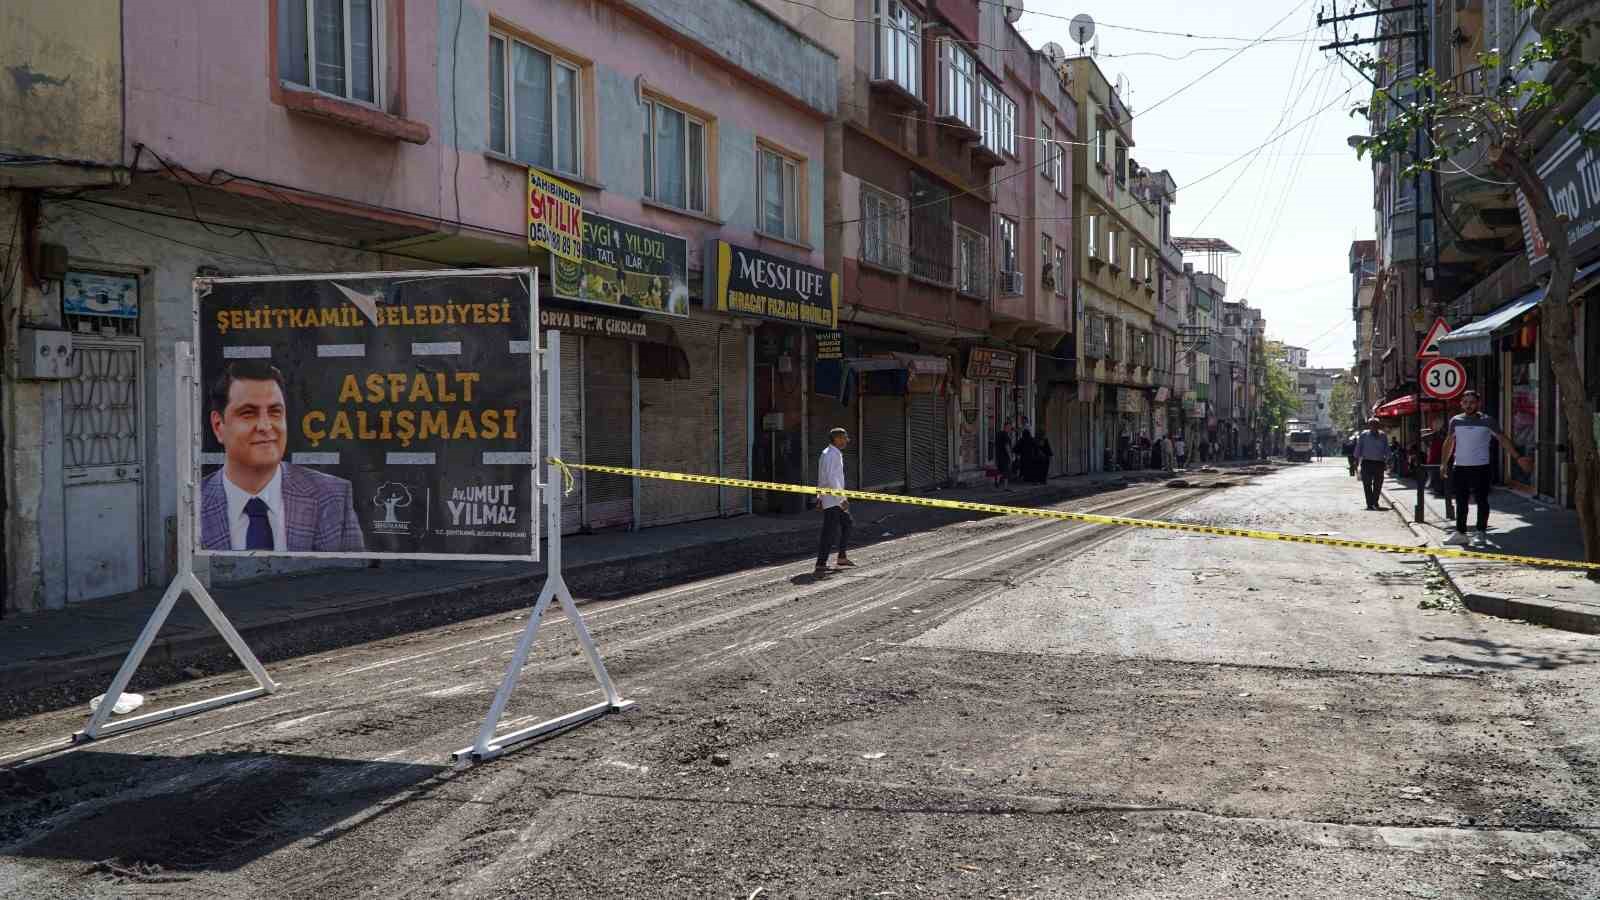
{"left": 538, "top": 332, "right": 584, "bottom": 534}
{"left": 860, "top": 393, "right": 906, "bottom": 491}
{"left": 720, "top": 327, "right": 749, "bottom": 515}
{"left": 808, "top": 389, "right": 857, "bottom": 490}
{"left": 908, "top": 392, "right": 939, "bottom": 490}
{"left": 933, "top": 392, "right": 950, "bottom": 483}
{"left": 583, "top": 337, "right": 634, "bottom": 530}
{"left": 638, "top": 320, "right": 721, "bottom": 527}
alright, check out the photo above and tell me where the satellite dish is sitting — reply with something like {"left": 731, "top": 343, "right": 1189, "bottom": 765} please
{"left": 1004, "top": 0, "right": 1025, "bottom": 25}
{"left": 1069, "top": 13, "right": 1096, "bottom": 51}
{"left": 1041, "top": 42, "right": 1068, "bottom": 66}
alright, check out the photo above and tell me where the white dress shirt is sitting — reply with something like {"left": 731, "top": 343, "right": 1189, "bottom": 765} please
{"left": 818, "top": 444, "right": 846, "bottom": 509}
{"left": 222, "top": 464, "right": 288, "bottom": 551}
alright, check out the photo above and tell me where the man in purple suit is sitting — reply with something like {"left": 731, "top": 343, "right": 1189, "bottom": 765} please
{"left": 199, "top": 361, "right": 365, "bottom": 552}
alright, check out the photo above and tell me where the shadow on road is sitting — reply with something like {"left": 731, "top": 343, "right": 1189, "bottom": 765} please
{"left": 0, "top": 749, "right": 445, "bottom": 874}
{"left": 1416, "top": 635, "right": 1600, "bottom": 672}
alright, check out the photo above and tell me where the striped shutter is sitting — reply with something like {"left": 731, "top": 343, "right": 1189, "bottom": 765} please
{"left": 809, "top": 390, "right": 857, "bottom": 491}
{"left": 582, "top": 337, "right": 634, "bottom": 530}
{"left": 933, "top": 392, "right": 950, "bottom": 485}
{"left": 720, "top": 327, "right": 749, "bottom": 515}
{"left": 860, "top": 393, "right": 907, "bottom": 491}
{"left": 908, "top": 392, "right": 939, "bottom": 490}
{"left": 638, "top": 320, "right": 721, "bottom": 527}
{"left": 538, "top": 332, "right": 584, "bottom": 534}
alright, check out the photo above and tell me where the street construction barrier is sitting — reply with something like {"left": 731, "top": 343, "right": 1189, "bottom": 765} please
{"left": 551, "top": 460, "right": 1600, "bottom": 573}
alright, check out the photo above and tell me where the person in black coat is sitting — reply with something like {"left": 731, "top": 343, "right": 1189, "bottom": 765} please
{"left": 1013, "top": 426, "right": 1038, "bottom": 483}
{"left": 1026, "top": 434, "right": 1053, "bottom": 483}
{"left": 993, "top": 423, "right": 1013, "bottom": 489}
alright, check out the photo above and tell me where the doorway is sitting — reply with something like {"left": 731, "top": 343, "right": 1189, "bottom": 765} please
{"left": 62, "top": 337, "right": 146, "bottom": 602}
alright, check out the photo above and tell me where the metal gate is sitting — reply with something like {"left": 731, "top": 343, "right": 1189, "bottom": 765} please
{"left": 908, "top": 392, "right": 942, "bottom": 490}
{"left": 62, "top": 338, "right": 145, "bottom": 602}
{"left": 860, "top": 393, "right": 906, "bottom": 491}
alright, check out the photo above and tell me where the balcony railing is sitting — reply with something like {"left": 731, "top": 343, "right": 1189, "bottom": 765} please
{"left": 909, "top": 248, "right": 954, "bottom": 286}
{"left": 860, "top": 233, "right": 906, "bottom": 272}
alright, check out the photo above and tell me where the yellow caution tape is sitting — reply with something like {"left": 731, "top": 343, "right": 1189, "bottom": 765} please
{"left": 550, "top": 460, "right": 1600, "bottom": 573}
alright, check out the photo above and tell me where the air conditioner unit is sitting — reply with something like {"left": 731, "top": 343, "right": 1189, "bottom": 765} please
{"left": 999, "top": 270, "right": 1024, "bottom": 294}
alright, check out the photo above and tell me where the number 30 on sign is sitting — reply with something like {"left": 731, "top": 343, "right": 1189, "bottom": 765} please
{"left": 1420, "top": 357, "right": 1466, "bottom": 400}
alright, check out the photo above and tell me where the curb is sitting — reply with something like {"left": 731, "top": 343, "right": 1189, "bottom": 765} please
{"left": 1380, "top": 486, "right": 1600, "bottom": 635}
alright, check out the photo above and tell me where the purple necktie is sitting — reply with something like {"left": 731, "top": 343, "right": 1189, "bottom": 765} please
{"left": 244, "top": 497, "right": 274, "bottom": 550}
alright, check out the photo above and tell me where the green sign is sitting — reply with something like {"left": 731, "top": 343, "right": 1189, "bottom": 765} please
{"left": 553, "top": 214, "right": 689, "bottom": 318}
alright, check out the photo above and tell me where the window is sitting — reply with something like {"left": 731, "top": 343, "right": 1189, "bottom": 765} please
{"left": 1041, "top": 234, "right": 1055, "bottom": 289}
{"left": 956, "top": 225, "right": 990, "bottom": 297}
{"left": 279, "top": 0, "right": 381, "bottom": 104}
{"left": 1114, "top": 140, "right": 1128, "bottom": 186}
{"left": 860, "top": 184, "right": 905, "bottom": 270}
{"left": 979, "top": 79, "right": 1009, "bottom": 155}
{"left": 758, "top": 146, "right": 802, "bottom": 242}
{"left": 1054, "top": 246, "right": 1067, "bottom": 295}
{"left": 1093, "top": 114, "right": 1106, "bottom": 169}
{"left": 1107, "top": 229, "right": 1119, "bottom": 269}
{"left": 489, "top": 33, "right": 581, "bottom": 175}
{"left": 1087, "top": 214, "right": 1099, "bottom": 259}
{"left": 643, "top": 99, "right": 707, "bottom": 213}
{"left": 1142, "top": 252, "right": 1152, "bottom": 284}
{"left": 872, "top": 0, "right": 920, "bottom": 97}
{"left": 1085, "top": 314, "right": 1106, "bottom": 357}
{"left": 1036, "top": 121, "right": 1062, "bottom": 188}
{"left": 908, "top": 171, "right": 953, "bottom": 284}
{"left": 939, "top": 40, "right": 977, "bottom": 129}
{"left": 996, "top": 215, "right": 1019, "bottom": 292}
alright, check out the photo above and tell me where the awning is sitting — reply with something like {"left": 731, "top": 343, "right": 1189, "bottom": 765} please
{"left": 1436, "top": 287, "right": 1543, "bottom": 358}
{"left": 892, "top": 353, "right": 949, "bottom": 376}
{"left": 1374, "top": 394, "right": 1455, "bottom": 419}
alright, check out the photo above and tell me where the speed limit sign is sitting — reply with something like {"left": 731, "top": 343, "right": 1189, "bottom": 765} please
{"left": 1420, "top": 356, "right": 1466, "bottom": 400}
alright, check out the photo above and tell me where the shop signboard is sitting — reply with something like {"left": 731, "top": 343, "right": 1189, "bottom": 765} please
{"left": 1519, "top": 92, "right": 1600, "bottom": 270}
{"left": 527, "top": 168, "right": 583, "bottom": 264}
{"left": 709, "top": 241, "right": 838, "bottom": 328}
{"left": 538, "top": 304, "right": 675, "bottom": 343}
{"left": 195, "top": 269, "right": 537, "bottom": 561}
{"left": 966, "top": 348, "right": 1017, "bottom": 382}
{"left": 553, "top": 214, "right": 690, "bottom": 317}
{"left": 816, "top": 330, "right": 843, "bottom": 360}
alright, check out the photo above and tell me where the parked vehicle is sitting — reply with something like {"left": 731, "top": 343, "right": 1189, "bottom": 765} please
{"left": 1286, "top": 429, "right": 1316, "bottom": 462}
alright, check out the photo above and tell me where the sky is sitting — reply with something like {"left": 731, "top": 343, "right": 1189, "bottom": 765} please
{"left": 1017, "top": 0, "right": 1375, "bottom": 369}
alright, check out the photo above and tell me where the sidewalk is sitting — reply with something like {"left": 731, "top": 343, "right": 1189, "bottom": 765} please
{"left": 0, "top": 466, "right": 1197, "bottom": 707}
{"left": 1381, "top": 474, "right": 1600, "bottom": 634}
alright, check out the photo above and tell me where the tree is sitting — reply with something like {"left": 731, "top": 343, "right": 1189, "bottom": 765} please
{"left": 1330, "top": 372, "right": 1360, "bottom": 435}
{"left": 1258, "top": 359, "right": 1301, "bottom": 443}
{"left": 1353, "top": 0, "right": 1600, "bottom": 568}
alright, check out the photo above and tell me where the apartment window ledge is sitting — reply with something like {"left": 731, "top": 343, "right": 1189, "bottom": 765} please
{"left": 869, "top": 79, "right": 925, "bottom": 109}
{"left": 857, "top": 257, "right": 906, "bottom": 278}
{"left": 754, "top": 229, "right": 814, "bottom": 252}
{"left": 280, "top": 86, "right": 430, "bottom": 145}
{"left": 641, "top": 198, "right": 723, "bottom": 226}
{"left": 484, "top": 151, "right": 605, "bottom": 191}
{"left": 908, "top": 272, "right": 955, "bottom": 290}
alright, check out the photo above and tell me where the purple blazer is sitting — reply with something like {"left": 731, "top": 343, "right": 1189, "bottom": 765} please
{"left": 200, "top": 463, "right": 366, "bottom": 552}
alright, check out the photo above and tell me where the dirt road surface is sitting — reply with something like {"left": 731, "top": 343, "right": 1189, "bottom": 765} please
{"left": 1, "top": 461, "right": 1596, "bottom": 898}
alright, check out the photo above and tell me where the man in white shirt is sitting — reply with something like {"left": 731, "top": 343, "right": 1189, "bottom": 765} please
{"left": 1441, "top": 388, "right": 1530, "bottom": 546}
{"left": 814, "top": 427, "right": 855, "bottom": 577}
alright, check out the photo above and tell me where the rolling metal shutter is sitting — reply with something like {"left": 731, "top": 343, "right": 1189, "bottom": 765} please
{"left": 933, "top": 392, "right": 950, "bottom": 485}
{"left": 909, "top": 392, "right": 939, "bottom": 490}
{"left": 583, "top": 337, "right": 634, "bottom": 530}
{"left": 808, "top": 389, "right": 857, "bottom": 490}
{"left": 720, "top": 327, "right": 749, "bottom": 515}
{"left": 638, "top": 320, "right": 721, "bottom": 527}
{"left": 860, "top": 394, "right": 906, "bottom": 491}
{"left": 537, "top": 332, "right": 583, "bottom": 534}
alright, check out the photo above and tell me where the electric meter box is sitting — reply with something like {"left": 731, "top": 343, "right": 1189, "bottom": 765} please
{"left": 16, "top": 329, "right": 75, "bottom": 380}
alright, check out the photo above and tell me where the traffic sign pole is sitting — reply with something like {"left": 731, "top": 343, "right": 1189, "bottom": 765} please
{"left": 1412, "top": 320, "right": 1451, "bottom": 525}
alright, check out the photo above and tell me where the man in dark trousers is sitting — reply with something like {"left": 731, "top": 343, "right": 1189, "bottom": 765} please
{"left": 1355, "top": 417, "right": 1390, "bottom": 510}
{"left": 1440, "top": 389, "right": 1531, "bottom": 547}
{"left": 814, "top": 427, "right": 855, "bottom": 577}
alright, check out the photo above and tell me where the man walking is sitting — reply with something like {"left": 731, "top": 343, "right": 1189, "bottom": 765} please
{"left": 1174, "top": 435, "right": 1187, "bottom": 469}
{"left": 1441, "top": 389, "right": 1531, "bottom": 546}
{"left": 815, "top": 427, "right": 855, "bottom": 577}
{"left": 1355, "top": 417, "right": 1390, "bottom": 510}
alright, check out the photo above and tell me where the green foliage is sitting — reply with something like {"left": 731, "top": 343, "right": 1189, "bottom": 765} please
{"left": 1329, "top": 375, "right": 1359, "bottom": 435}
{"left": 1258, "top": 361, "right": 1300, "bottom": 437}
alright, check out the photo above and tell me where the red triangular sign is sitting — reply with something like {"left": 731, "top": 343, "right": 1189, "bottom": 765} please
{"left": 1417, "top": 317, "right": 1451, "bottom": 359}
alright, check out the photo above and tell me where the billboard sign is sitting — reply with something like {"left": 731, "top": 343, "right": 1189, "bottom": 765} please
{"left": 194, "top": 269, "right": 538, "bottom": 561}
{"left": 553, "top": 213, "right": 689, "bottom": 317}
{"left": 528, "top": 168, "right": 583, "bottom": 263}
{"left": 708, "top": 240, "right": 838, "bottom": 328}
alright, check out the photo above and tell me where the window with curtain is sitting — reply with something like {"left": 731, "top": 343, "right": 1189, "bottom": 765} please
{"left": 643, "top": 99, "right": 707, "bottom": 213}
{"left": 938, "top": 40, "right": 976, "bottom": 128}
{"left": 956, "top": 225, "right": 990, "bottom": 297}
{"left": 488, "top": 33, "right": 581, "bottom": 176}
{"left": 758, "top": 147, "right": 802, "bottom": 241}
{"left": 997, "top": 215, "right": 1019, "bottom": 293}
{"left": 278, "top": 0, "right": 380, "bottom": 104}
{"left": 872, "top": 0, "right": 920, "bottom": 97}
{"left": 979, "top": 79, "right": 1007, "bottom": 155}
{"left": 860, "top": 184, "right": 904, "bottom": 270}
{"left": 1087, "top": 214, "right": 1099, "bottom": 258}
{"left": 1055, "top": 246, "right": 1067, "bottom": 295}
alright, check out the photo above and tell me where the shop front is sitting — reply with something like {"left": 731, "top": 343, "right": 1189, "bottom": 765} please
{"left": 965, "top": 347, "right": 1021, "bottom": 480}
{"left": 707, "top": 240, "right": 838, "bottom": 507}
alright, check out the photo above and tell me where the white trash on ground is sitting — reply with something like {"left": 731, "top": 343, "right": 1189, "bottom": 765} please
{"left": 88, "top": 692, "right": 145, "bottom": 715}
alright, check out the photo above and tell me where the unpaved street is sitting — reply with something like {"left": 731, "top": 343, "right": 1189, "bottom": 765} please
{"left": 2, "top": 462, "right": 1597, "bottom": 898}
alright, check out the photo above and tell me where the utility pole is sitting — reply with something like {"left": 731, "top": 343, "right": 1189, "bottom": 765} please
{"left": 1319, "top": 0, "right": 1435, "bottom": 523}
